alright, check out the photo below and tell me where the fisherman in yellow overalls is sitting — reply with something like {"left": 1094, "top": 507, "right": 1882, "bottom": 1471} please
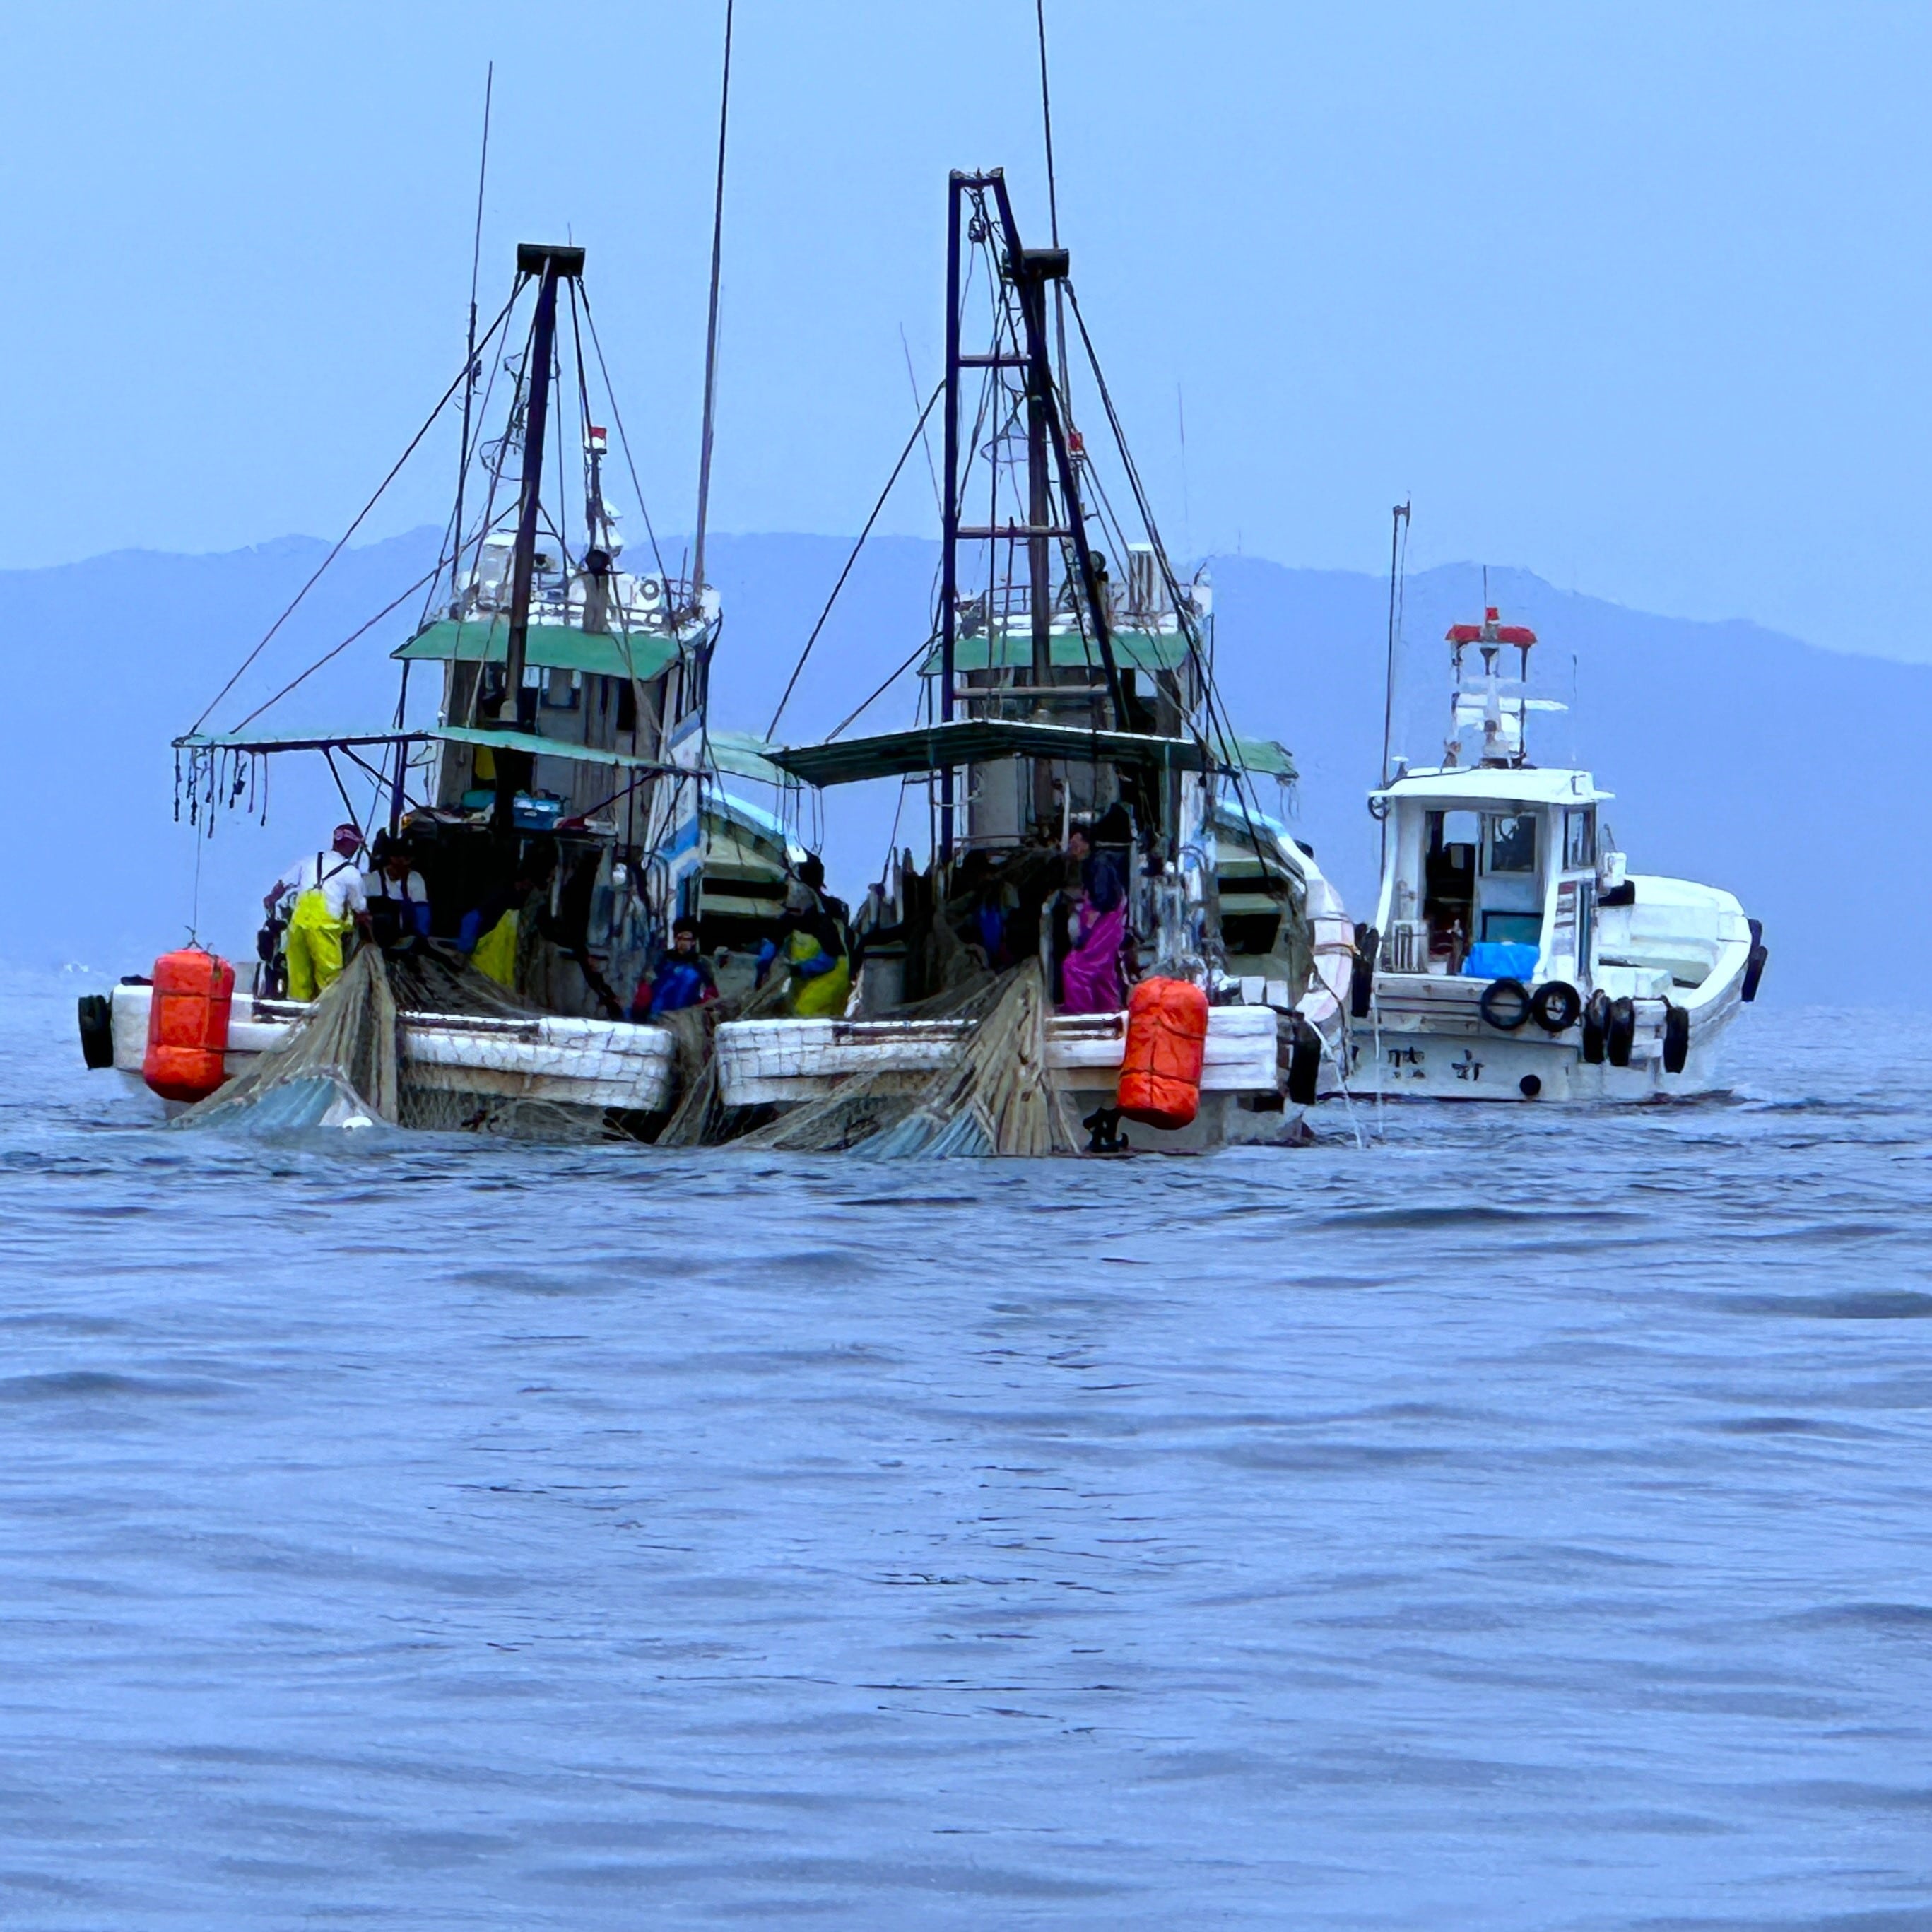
{"left": 264, "top": 824, "right": 373, "bottom": 1001}
{"left": 757, "top": 856, "right": 852, "bottom": 1018}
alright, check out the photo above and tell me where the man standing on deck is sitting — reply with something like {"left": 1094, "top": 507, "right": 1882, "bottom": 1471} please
{"left": 264, "top": 824, "right": 374, "bottom": 1001}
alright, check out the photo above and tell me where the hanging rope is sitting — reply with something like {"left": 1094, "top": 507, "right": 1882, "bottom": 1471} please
{"left": 189, "top": 285, "right": 522, "bottom": 734}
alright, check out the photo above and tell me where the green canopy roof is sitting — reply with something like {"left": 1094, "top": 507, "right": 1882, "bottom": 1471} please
{"left": 772, "top": 718, "right": 1213, "bottom": 789}
{"left": 1223, "top": 734, "right": 1298, "bottom": 782}
{"left": 394, "top": 618, "right": 680, "bottom": 684}
{"left": 919, "top": 629, "right": 1195, "bottom": 676}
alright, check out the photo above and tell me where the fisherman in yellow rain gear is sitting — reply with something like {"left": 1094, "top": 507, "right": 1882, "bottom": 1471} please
{"left": 264, "top": 823, "right": 374, "bottom": 1001}
{"left": 755, "top": 854, "right": 852, "bottom": 1018}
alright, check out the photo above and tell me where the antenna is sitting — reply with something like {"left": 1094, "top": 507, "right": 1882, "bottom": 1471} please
{"left": 1035, "top": 0, "right": 1072, "bottom": 399}
{"left": 451, "top": 61, "right": 493, "bottom": 611}
{"left": 1380, "top": 500, "right": 1410, "bottom": 787}
{"left": 690, "top": 0, "right": 732, "bottom": 623}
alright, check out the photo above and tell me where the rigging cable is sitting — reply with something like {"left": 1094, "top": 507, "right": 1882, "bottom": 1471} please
{"left": 189, "top": 283, "right": 522, "bottom": 734}
{"left": 689, "top": 0, "right": 732, "bottom": 616}
{"left": 765, "top": 378, "right": 944, "bottom": 741}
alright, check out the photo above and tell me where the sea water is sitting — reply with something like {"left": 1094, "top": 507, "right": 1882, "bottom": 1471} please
{"left": 2, "top": 986, "right": 1928, "bottom": 1929}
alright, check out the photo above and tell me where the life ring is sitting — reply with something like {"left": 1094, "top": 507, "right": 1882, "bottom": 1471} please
{"left": 1285, "top": 1012, "right": 1321, "bottom": 1107}
{"left": 1662, "top": 1003, "right": 1690, "bottom": 1074}
{"left": 1605, "top": 996, "right": 1637, "bottom": 1068}
{"left": 1531, "top": 981, "right": 1581, "bottom": 1034}
{"left": 1581, "top": 989, "right": 1610, "bottom": 1064}
{"left": 1478, "top": 977, "right": 1533, "bottom": 1031}
{"left": 1349, "top": 924, "right": 1379, "bottom": 1019}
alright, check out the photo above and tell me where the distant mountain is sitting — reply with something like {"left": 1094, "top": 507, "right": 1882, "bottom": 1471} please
{"left": 8, "top": 531, "right": 1902, "bottom": 1004}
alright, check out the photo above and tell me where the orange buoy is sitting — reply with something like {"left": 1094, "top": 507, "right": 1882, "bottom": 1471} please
{"left": 142, "top": 950, "right": 235, "bottom": 1103}
{"left": 1117, "top": 977, "right": 1209, "bottom": 1131}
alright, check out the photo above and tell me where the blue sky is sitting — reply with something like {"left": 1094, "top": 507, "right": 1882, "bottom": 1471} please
{"left": 5, "top": 1, "right": 1931, "bottom": 660}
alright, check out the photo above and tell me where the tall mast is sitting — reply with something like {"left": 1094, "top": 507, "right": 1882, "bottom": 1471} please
{"left": 690, "top": 0, "right": 733, "bottom": 621}
{"left": 1381, "top": 499, "right": 1409, "bottom": 787}
{"left": 937, "top": 172, "right": 965, "bottom": 864}
{"left": 496, "top": 242, "right": 582, "bottom": 836}
{"left": 451, "top": 62, "right": 493, "bottom": 614}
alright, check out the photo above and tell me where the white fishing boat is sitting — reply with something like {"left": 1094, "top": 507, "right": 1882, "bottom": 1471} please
{"left": 1350, "top": 604, "right": 1767, "bottom": 1102}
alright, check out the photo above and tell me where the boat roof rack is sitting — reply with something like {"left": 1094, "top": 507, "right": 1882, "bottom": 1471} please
{"left": 517, "top": 242, "right": 585, "bottom": 278}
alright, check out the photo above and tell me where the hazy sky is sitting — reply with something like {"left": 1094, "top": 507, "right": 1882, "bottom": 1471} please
{"left": 5, "top": 1, "right": 1930, "bottom": 660}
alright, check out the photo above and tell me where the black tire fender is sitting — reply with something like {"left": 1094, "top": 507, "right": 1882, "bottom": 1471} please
{"left": 1663, "top": 1002, "right": 1690, "bottom": 1074}
{"left": 1531, "top": 980, "right": 1581, "bottom": 1034}
{"left": 1581, "top": 989, "right": 1610, "bottom": 1064}
{"left": 76, "top": 994, "right": 114, "bottom": 1071}
{"left": 1742, "top": 941, "right": 1768, "bottom": 1003}
{"left": 1606, "top": 996, "right": 1637, "bottom": 1068}
{"left": 1349, "top": 925, "right": 1379, "bottom": 1020}
{"left": 1478, "top": 977, "right": 1533, "bottom": 1032}
{"left": 1285, "top": 1013, "right": 1321, "bottom": 1107}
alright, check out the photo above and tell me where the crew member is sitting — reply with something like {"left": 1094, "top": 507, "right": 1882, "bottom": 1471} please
{"left": 757, "top": 858, "right": 852, "bottom": 1018}
{"left": 1058, "top": 822, "right": 1127, "bottom": 1014}
{"left": 364, "top": 841, "right": 432, "bottom": 944}
{"left": 264, "top": 823, "right": 373, "bottom": 1001}
{"left": 630, "top": 919, "right": 719, "bottom": 1020}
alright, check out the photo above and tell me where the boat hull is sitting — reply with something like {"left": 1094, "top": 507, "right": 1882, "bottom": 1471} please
{"left": 1350, "top": 967, "right": 1745, "bottom": 1102}
{"left": 105, "top": 982, "right": 677, "bottom": 1119}
{"left": 715, "top": 1004, "right": 1303, "bottom": 1149}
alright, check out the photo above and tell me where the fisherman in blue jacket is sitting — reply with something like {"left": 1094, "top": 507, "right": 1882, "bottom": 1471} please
{"left": 630, "top": 918, "right": 718, "bottom": 1020}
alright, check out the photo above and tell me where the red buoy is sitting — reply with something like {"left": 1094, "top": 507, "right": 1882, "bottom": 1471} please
{"left": 142, "top": 950, "right": 235, "bottom": 1103}
{"left": 1117, "top": 977, "right": 1209, "bottom": 1131}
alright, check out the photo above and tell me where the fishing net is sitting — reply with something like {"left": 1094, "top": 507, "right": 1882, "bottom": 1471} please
{"left": 170, "top": 946, "right": 401, "bottom": 1134}
{"left": 172, "top": 941, "right": 616, "bottom": 1141}
{"left": 726, "top": 960, "right": 1079, "bottom": 1159}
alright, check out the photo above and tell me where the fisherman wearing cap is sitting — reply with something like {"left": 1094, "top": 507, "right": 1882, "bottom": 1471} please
{"left": 264, "top": 823, "right": 374, "bottom": 1001}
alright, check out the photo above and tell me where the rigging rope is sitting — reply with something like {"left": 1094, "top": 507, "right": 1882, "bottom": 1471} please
{"left": 189, "top": 285, "right": 521, "bottom": 734}
{"left": 765, "top": 378, "right": 944, "bottom": 741}
{"left": 690, "top": 0, "right": 733, "bottom": 615}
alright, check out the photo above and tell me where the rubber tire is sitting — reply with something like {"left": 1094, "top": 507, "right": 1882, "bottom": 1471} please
{"left": 76, "top": 994, "right": 114, "bottom": 1071}
{"left": 1478, "top": 977, "right": 1533, "bottom": 1032}
{"left": 1531, "top": 980, "right": 1581, "bottom": 1034}
{"left": 1285, "top": 1014, "right": 1321, "bottom": 1107}
{"left": 1663, "top": 1003, "right": 1690, "bottom": 1074}
{"left": 1581, "top": 990, "right": 1610, "bottom": 1065}
{"left": 1606, "top": 996, "right": 1637, "bottom": 1068}
{"left": 1349, "top": 925, "right": 1379, "bottom": 1019}
{"left": 1742, "top": 942, "right": 1768, "bottom": 1003}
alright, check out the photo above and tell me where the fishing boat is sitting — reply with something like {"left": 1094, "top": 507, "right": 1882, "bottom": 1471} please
{"left": 81, "top": 229, "right": 794, "bottom": 1131}
{"left": 700, "top": 167, "right": 1354, "bottom": 1153}
{"left": 1349, "top": 603, "right": 1767, "bottom": 1102}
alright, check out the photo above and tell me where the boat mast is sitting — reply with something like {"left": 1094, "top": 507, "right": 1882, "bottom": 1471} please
{"left": 688, "top": 0, "right": 732, "bottom": 630}
{"left": 495, "top": 242, "right": 582, "bottom": 838}
{"left": 1380, "top": 498, "right": 1409, "bottom": 787}
{"left": 452, "top": 63, "right": 493, "bottom": 616}
{"left": 937, "top": 174, "right": 964, "bottom": 864}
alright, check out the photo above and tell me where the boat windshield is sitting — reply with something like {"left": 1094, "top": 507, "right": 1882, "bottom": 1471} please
{"left": 1488, "top": 814, "right": 1537, "bottom": 873}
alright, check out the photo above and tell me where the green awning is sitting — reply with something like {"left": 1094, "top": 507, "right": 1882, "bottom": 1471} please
{"left": 702, "top": 728, "right": 791, "bottom": 788}
{"left": 772, "top": 718, "right": 1213, "bottom": 789}
{"left": 394, "top": 618, "right": 680, "bottom": 683}
{"left": 435, "top": 724, "right": 701, "bottom": 774}
{"left": 1223, "top": 734, "right": 1298, "bottom": 782}
{"left": 919, "top": 629, "right": 1195, "bottom": 675}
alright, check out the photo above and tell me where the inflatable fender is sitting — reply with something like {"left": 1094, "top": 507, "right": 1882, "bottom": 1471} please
{"left": 1118, "top": 977, "right": 1209, "bottom": 1131}
{"left": 1662, "top": 1002, "right": 1690, "bottom": 1074}
{"left": 1285, "top": 1013, "right": 1321, "bottom": 1108}
{"left": 1581, "top": 989, "right": 1610, "bottom": 1065}
{"left": 1605, "top": 996, "right": 1637, "bottom": 1068}
{"left": 1349, "top": 925, "right": 1380, "bottom": 1019}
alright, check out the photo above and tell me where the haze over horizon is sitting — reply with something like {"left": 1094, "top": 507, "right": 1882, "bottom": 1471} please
{"left": 8, "top": 2, "right": 1932, "bottom": 665}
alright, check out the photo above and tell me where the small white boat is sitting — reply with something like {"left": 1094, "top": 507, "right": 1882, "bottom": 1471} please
{"left": 1350, "top": 606, "right": 1767, "bottom": 1102}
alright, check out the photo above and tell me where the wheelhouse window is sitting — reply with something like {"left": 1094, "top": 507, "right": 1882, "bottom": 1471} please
{"left": 1564, "top": 808, "right": 1595, "bottom": 870}
{"left": 1488, "top": 813, "right": 1536, "bottom": 873}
